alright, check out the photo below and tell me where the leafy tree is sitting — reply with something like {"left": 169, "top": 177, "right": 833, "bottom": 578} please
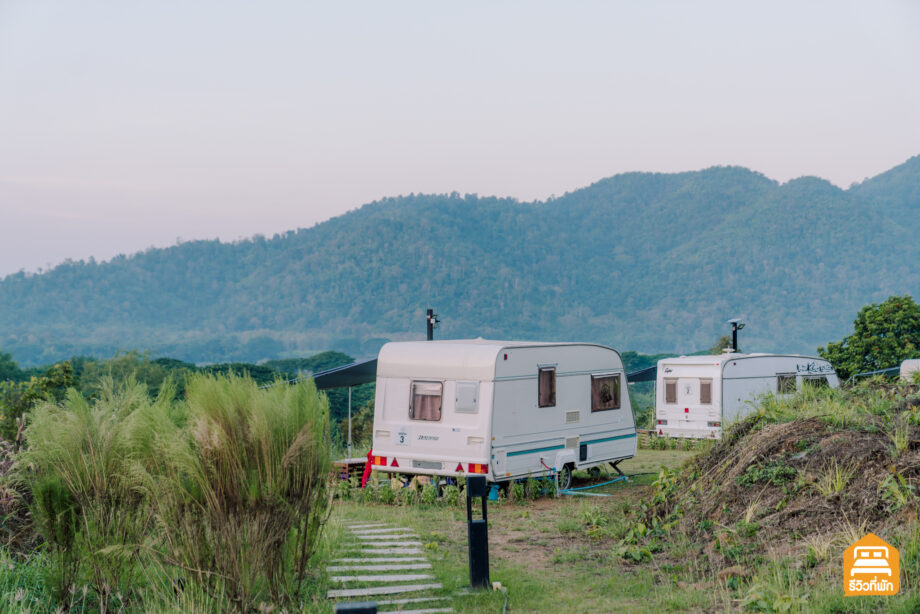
{"left": 0, "top": 361, "right": 76, "bottom": 441}
{"left": 710, "top": 336, "right": 733, "bottom": 354}
{"left": 818, "top": 295, "right": 920, "bottom": 379}
{"left": 0, "top": 351, "right": 23, "bottom": 382}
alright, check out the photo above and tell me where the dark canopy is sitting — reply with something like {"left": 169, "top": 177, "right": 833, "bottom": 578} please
{"left": 313, "top": 358, "right": 378, "bottom": 390}
{"left": 626, "top": 365, "right": 657, "bottom": 383}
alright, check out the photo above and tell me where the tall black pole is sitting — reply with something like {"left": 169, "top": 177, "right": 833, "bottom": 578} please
{"left": 732, "top": 322, "right": 738, "bottom": 352}
{"left": 427, "top": 309, "right": 434, "bottom": 341}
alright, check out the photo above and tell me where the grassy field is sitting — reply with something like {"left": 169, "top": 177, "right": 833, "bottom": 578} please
{"left": 319, "top": 425, "right": 920, "bottom": 614}
{"left": 321, "top": 448, "right": 713, "bottom": 613}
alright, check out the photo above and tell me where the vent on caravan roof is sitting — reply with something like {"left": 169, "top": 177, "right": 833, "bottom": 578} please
{"left": 565, "top": 411, "right": 580, "bottom": 424}
{"left": 565, "top": 436, "right": 579, "bottom": 449}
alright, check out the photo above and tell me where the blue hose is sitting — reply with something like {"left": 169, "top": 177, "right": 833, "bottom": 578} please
{"left": 557, "top": 474, "right": 628, "bottom": 496}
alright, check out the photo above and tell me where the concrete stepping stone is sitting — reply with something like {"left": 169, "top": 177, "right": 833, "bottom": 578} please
{"left": 391, "top": 609, "right": 453, "bottom": 614}
{"left": 350, "top": 527, "right": 416, "bottom": 535}
{"left": 332, "top": 556, "right": 427, "bottom": 563}
{"left": 352, "top": 535, "right": 422, "bottom": 548}
{"left": 358, "top": 541, "right": 423, "bottom": 547}
{"left": 377, "top": 596, "right": 449, "bottom": 606}
{"left": 328, "top": 563, "right": 431, "bottom": 572}
{"left": 327, "top": 583, "right": 442, "bottom": 599}
{"left": 353, "top": 532, "right": 417, "bottom": 539}
{"left": 344, "top": 548, "right": 422, "bottom": 555}
{"left": 345, "top": 523, "right": 390, "bottom": 529}
{"left": 329, "top": 573, "right": 434, "bottom": 583}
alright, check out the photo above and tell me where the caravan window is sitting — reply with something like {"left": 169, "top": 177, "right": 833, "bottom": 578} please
{"left": 777, "top": 374, "right": 796, "bottom": 394}
{"left": 591, "top": 374, "right": 620, "bottom": 411}
{"left": 803, "top": 376, "right": 829, "bottom": 389}
{"left": 665, "top": 379, "right": 677, "bottom": 404}
{"left": 700, "top": 380, "right": 712, "bottom": 404}
{"left": 538, "top": 367, "right": 556, "bottom": 407}
{"left": 410, "top": 381, "right": 442, "bottom": 421}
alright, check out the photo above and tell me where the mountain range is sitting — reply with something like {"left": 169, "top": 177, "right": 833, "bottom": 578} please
{"left": 2, "top": 156, "right": 919, "bottom": 366}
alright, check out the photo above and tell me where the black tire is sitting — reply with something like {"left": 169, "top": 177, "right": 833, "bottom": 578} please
{"left": 556, "top": 464, "right": 573, "bottom": 490}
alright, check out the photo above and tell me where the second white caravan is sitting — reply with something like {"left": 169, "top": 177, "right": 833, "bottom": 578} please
{"left": 370, "top": 339, "right": 638, "bottom": 489}
{"left": 655, "top": 353, "right": 839, "bottom": 439}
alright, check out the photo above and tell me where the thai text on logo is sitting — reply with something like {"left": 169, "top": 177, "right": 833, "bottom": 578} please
{"left": 844, "top": 533, "right": 899, "bottom": 596}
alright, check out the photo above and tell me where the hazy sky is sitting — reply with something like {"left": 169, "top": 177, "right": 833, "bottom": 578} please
{"left": 1, "top": 1, "right": 919, "bottom": 277}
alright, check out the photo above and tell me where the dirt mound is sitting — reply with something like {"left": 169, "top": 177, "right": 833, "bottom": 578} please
{"left": 659, "top": 412, "right": 920, "bottom": 542}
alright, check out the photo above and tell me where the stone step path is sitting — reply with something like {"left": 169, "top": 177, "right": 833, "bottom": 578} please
{"left": 328, "top": 522, "right": 453, "bottom": 612}
{"left": 328, "top": 563, "right": 432, "bottom": 572}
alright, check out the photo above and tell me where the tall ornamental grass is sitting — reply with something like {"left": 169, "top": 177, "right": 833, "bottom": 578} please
{"left": 17, "top": 373, "right": 331, "bottom": 613}
{"left": 22, "top": 378, "right": 162, "bottom": 605}
{"left": 159, "top": 373, "right": 332, "bottom": 609}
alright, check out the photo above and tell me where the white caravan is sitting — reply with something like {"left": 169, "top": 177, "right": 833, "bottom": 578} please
{"left": 370, "top": 340, "right": 637, "bottom": 488}
{"left": 655, "top": 353, "right": 839, "bottom": 439}
{"left": 902, "top": 359, "right": 920, "bottom": 381}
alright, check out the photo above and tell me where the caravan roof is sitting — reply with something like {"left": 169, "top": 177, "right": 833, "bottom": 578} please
{"left": 376, "top": 339, "right": 615, "bottom": 381}
{"left": 660, "top": 353, "right": 827, "bottom": 369}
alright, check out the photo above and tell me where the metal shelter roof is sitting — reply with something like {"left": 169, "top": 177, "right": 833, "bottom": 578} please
{"left": 312, "top": 358, "right": 378, "bottom": 390}
{"left": 626, "top": 365, "right": 658, "bottom": 383}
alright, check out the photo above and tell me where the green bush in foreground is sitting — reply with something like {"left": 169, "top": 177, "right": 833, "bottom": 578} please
{"left": 16, "top": 374, "right": 331, "bottom": 613}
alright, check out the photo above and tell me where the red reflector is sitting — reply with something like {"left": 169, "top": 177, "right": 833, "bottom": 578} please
{"left": 714, "top": 422, "right": 720, "bottom": 427}
{"left": 658, "top": 429, "right": 663, "bottom": 435}
{"left": 657, "top": 420, "right": 661, "bottom": 425}
{"left": 456, "top": 463, "right": 465, "bottom": 473}
{"left": 390, "top": 458, "right": 399, "bottom": 467}
{"left": 504, "top": 353, "right": 508, "bottom": 360}
{"left": 684, "top": 407, "right": 689, "bottom": 413}
{"left": 373, "top": 455, "right": 387, "bottom": 466}
{"left": 468, "top": 463, "right": 488, "bottom": 474}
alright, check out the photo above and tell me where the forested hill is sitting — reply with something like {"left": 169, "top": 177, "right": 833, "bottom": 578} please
{"left": 2, "top": 157, "right": 919, "bottom": 366}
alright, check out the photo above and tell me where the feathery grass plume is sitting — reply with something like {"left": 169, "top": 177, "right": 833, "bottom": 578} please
{"left": 20, "top": 377, "right": 166, "bottom": 607}
{"left": 157, "top": 373, "right": 331, "bottom": 611}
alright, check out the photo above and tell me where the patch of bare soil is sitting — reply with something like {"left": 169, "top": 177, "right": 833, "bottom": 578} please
{"left": 486, "top": 487, "right": 643, "bottom": 571}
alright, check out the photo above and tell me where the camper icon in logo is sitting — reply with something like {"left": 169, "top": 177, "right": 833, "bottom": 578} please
{"left": 844, "top": 533, "right": 899, "bottom": 596}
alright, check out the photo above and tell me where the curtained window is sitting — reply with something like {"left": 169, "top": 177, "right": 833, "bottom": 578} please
{"left": 538, "top": 367, "right": 556, "bottom": 407}
{"left": 700, "top": 380, "right": 712, "bottom": 404}
{"left": 665, "top": 379, "right": 677, "bottom": 404}
{"left": 410, "top": 381, "right": 442, "bottom": 421}
{"left": 591, "top": 374, "right": 620, "bottom": 411}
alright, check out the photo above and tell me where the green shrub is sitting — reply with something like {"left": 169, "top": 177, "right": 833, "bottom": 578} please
{"left": 511, "top": 481, "right": 526, "bottom": 504}
{"left": 378, "top": 484, "right": 396, "bottom": 505}
{"left": 421, "top": 484, "right": 438, "bottom": 506}
{"left": 737, "top": 461, "right": 797, "bottom": 487}
{"left": 441, "top": 484, "right": 461, "bottom": 507}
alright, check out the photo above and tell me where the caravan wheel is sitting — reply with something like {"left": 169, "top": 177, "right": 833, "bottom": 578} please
{"left": 556, "top": 464, "right": 573, "bottom": 491}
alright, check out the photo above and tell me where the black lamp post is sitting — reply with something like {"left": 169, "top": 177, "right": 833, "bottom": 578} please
{"left": 426, "top": 308, "right": 440, "bottom": 341}
{"left": 729, "top": 318, "right": 745, "bottom": 352}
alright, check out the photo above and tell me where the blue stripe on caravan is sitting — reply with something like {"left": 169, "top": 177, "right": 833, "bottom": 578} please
{"left": 583, "top": 433, "right": 638, "bottom": 445}
{"left": 506, "top": 432, "right": 637, "bottom": 457}
{"left": 507, "top": 444, "right": 565, "bottom": 457}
